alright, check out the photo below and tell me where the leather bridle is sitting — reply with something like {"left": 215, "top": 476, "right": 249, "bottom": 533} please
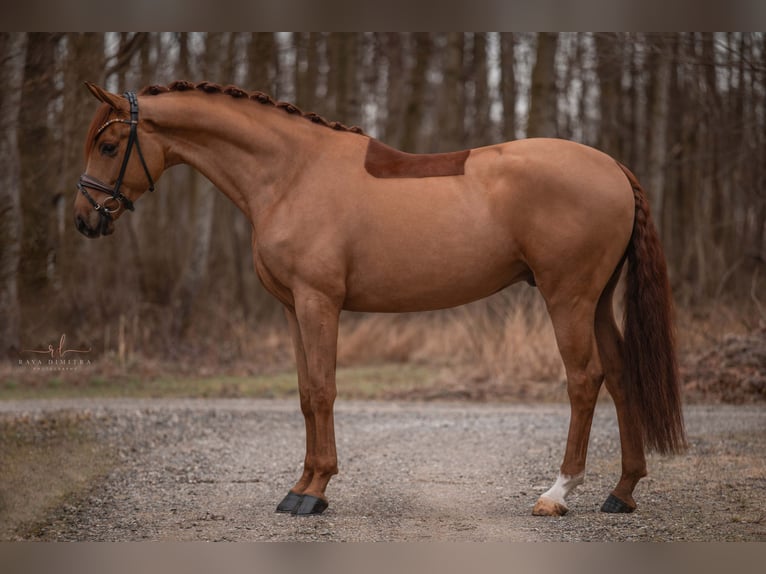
{"left": 77, "top": 91, "right": 154, "bottom": 229}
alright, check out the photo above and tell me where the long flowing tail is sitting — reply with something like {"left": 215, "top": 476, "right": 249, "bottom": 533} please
{"left": 617, "top": 162, "right": 687, "bottom": 454}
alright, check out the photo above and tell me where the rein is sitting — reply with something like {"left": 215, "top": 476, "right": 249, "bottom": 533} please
{"left": 77, "top": 92, "right": 154, "bottom": 228}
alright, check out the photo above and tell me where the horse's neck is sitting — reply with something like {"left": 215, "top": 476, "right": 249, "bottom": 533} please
{"left": 144, "top": 93, "right": 322, "bottom": 218}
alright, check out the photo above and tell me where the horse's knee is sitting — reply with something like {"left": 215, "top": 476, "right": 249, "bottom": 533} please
{"left": 308, "top": 385, "right": 336, "bottom": 411}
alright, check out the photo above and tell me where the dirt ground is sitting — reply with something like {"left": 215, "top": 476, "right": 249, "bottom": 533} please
{"left": 0, "top": 398, "right": 763, "bottom": 542}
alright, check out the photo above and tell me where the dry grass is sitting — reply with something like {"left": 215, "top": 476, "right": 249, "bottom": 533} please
{"left": 6, "top": 282, "right": 763, "bottom": 404}
{"left": 339, "top": 288, "right": 559, "bottom": 374}
{"left": 337, "top": 287, "right": 567, "bottom": 401}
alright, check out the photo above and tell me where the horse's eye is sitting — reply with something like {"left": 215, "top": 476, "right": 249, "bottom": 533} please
{"left": 100, "top": 142, "right": 118, "bottom": 156}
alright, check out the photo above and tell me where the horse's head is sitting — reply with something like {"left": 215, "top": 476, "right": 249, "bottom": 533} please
{"left": 74, "top": 82, "right": 163, "bottom": 238}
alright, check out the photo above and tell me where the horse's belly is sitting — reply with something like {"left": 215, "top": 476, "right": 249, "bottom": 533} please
{"left": 341, "top": 182, "right": 529, "bottom": 312}
{"left": 343, "top": 244, "right": 529, "bottom": 312}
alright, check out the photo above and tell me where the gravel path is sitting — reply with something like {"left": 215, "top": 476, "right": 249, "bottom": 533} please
{"left": 1, "top": 398, "right": 764, "bottom": 541}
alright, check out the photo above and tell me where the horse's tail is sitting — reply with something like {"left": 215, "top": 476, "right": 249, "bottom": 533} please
{"left": 617, "top": 162, "right": 687, "bottom": 454}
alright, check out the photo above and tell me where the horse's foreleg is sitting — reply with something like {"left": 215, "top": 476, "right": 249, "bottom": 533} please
{"left": 533, "top": 300, "right": 604, "bottom": 516}
{"left": 276, "top": 307, "right": 316, "bottom": 513}
{"left": 277, "top": 292, "right": 340, "bottom": 516}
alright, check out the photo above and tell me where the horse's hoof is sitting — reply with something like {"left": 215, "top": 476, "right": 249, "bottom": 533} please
{"left": 600, "top": 493, "right": 635, "bottom": 513}
{"left": 292, "top": 494, "right": 328, "bottom": 516}
{"left": 532, "top": 496, "right": 569, "bottom": 516}
{"left": 276, "top": 491, "right": 303, "bottom": 513}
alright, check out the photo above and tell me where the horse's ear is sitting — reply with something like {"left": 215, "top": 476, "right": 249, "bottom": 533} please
{"left": 84, "top": 82, "right": 126, "bottom": 111}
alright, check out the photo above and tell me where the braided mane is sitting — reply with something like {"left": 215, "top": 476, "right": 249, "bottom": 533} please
{"left": 139, "top": 81, "right": 365, "bottom": 135}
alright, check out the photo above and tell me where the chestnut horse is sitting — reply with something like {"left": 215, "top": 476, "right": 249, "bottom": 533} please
{"left": 74, "top": 81, "right": 685, "bottom": 517}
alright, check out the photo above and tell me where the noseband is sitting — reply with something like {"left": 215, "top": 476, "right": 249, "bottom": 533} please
{"left": 78, "top": 91, "right": 154, "bottom": 222}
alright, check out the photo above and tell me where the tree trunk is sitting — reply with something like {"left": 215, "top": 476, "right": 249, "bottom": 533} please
{"left": 594, "top": 33, "right": 622, "bottom": 157}
{"left": 527, "top": 32, "right": 558, "bottom": 138}
{"left": 383, "top": 33, "right": 406, "bottom": 146}
{"left": 753, "top": 35, "right": 766, "bottom": 266}
{"left": 61, "top": 33, "right": 106, "bottom": 199}
{"left": 664, "top": 35, "right": 686, "bottom": 288}
{"left": 248, "top": 33, "right": 276, "bottom": 94}
{"left": 327, "top": 33, "right": 360, "bottom": 126}
{"left": 401, "top": 33, "right": 431, "bottom": 153}
{"left": 18, "top": 33, "right": 57, "bottom": 303}
{"left": 294, "top": 32, "right": 319, "bottom": 111}
{"left": 499, "top": 33, "right": 517, "bottom": 140}
{"left": 171, "top": 33, "right": 228, "bottom": 337}
{"left": 645, "top": 34, "right": 672, "bottom": 240}
{"left": 575, "top": 34, "right": 590, "bottom": 144}
{"left": 628, "top": 34, "right": 646, "bottom": 175}
{"left": 700, "top": 33, "right": 725, "bottom": 252}
{"left": 434, "top": 33, "right": 465, "bottom": 151}
{"left": 470, "top": 33, "right": 491, "bottom": 147}
{"left": 57, "top": 33, "right": 106, "bottom": 312}
{"left": 0, "top": 33, "right": 27, "bottom": 354}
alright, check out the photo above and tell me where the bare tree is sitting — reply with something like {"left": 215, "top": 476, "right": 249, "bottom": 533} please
{"left": 401, "top": 33, "right": 432, "bottom": 153}
{"left": 499, "top": 33, "right": 517, "bottom": 140}
{"left": 57, "top": 33, "right": 108, "bottom": 320}
{"left": 527, "top": 33, "right": 558, "bottom": 138}
{"left": 469, "top": 33, "right": 491, "bottom": 146}
{"left": 294, "top": 32, "right": 319, "bottom": 111}
{"left": 594, "top": 33, "right": 622, "bottom": 157}
{"left": 645, "top": 34, "right": 672, "bottom": 235}
{"left": 19, "top": 33, "right": 58, "bottom": 301}
{"left": 248, "top": 33, "right": 277, "bottom": 94}
{"left": 433, "top": 33, "right": 465, "bottom": 151}
{"left": 327, "top": 33, "right": 361, "bottom": 126}
{"left": 382, "top": 33, "right": 406, "bottom": 145}
{"left": 172, "top": 33, "right": 231, "bottom": 337}
{"left": 0, "top": 33, "right": 27, "bottom": 354}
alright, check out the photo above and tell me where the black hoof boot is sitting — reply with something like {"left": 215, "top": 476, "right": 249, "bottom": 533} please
{"left": 292, "top": 494, "right": 328, "bottom": 516}
{"left": 276, "top": 491, "right": 303, "bottom": 513}
{"left": 600, "top": 493, "right": 635, "bottom": 513}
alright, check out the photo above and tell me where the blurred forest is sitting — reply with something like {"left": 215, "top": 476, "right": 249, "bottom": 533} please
{"left": 0, "top": 33, "right": 764, "bottom": 396}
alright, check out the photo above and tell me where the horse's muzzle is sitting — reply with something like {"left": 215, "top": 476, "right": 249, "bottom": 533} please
{"left": 75, "top": 212, "right": 113, "bottom": 238}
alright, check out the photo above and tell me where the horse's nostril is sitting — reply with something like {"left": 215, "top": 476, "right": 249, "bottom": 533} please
{"left": 75, "top": 214, "right": 97, "bottom": 237}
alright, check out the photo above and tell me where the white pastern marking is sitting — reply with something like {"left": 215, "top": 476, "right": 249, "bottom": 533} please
{"left": 540, "top": 472, "right": 585, "bottom": 505}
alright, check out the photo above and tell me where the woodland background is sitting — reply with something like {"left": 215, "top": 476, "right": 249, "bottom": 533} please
{"left": 0, "top": 33, "right": 764, "bottom": 401}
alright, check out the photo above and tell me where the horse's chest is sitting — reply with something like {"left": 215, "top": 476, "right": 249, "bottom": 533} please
{"left": 251, "top": 247, "right": 295, "bottom": 308}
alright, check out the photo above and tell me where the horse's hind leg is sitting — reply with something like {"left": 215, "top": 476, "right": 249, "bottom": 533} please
{"left": 595, "top": 278, "right": 647, "bottom": 513}
{"left": 276, "top": 293, "right": 341, "bottom": 516}
{"left": 532, "top": 296, "right": 604, "bottom": 516}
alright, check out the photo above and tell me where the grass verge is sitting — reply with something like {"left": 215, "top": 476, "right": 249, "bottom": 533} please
{"left": 0, "top": 364, "right": 441, "bottom": 401}
{"left": 0, "top": 412, "right": 114, "bottom": 540}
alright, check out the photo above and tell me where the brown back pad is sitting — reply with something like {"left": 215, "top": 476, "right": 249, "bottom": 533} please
{"left": 364, "top": 138, "right": 470, "bottom": 179}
